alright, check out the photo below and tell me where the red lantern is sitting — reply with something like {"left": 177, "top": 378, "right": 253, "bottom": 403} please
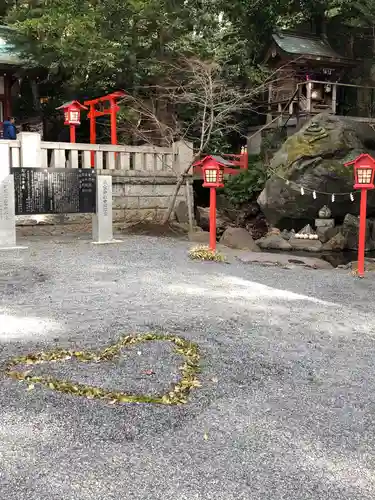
{"left": 56, "top": 101, "right": 88, "bottom": 142}
{"left": 345, "top": 153, "right": 375, "bottom": 190}
{"left": 193, "top": 156, "right": 228, "bottom": 250}
{"left": 345, "top": 153, "right": 375, "bottom": 277}
{"left": 202, "top": 162, "right": 224, "bottom": 188}
{"left": 352, "top": 156, "right": 375, "bottom": 190}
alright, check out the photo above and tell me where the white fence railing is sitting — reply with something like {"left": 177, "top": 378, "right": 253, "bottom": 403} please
{"left": 41, "top": 142, "right": 176, "bottom": 171}
{"left": 7, "top": 140, "right": 21, "bottom": 168}
{"left": 5, "top": 133, "right": 193, "bottom": 175}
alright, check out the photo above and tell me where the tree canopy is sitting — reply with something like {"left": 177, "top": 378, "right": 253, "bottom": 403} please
{"left": 2, "top": 0, "right": 375, "bottom": 147}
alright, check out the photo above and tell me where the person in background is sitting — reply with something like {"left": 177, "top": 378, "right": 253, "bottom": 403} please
{"left": 3, "top": 117, "right": 17, "bottom": 140}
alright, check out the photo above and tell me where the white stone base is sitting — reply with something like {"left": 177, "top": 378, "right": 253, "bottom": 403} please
{"left": 0, "top": 245, "right": 28, "bottom": 251}
{"left": 91, "top": 239, "right": 122, "bottom": 245}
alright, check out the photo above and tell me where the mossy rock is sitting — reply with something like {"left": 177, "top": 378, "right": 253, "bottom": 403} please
{"left": 258, "top": 113, "right": 375, "bottom": 225}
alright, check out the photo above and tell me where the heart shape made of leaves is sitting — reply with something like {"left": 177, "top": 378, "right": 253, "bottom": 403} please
{"left": 5, "top": 333, "right": 200, "bottom": 405}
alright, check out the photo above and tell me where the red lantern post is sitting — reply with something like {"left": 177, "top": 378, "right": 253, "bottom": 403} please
{"left": 56, "top": 101, "right": 87, "bottom": 143}
{"left": 200, "top": 157, "right": 225, "bottom": 251}
{"left": 345, "top": 154, "right": 375, "bottom": 277}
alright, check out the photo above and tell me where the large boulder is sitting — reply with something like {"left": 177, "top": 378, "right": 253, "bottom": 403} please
{"left": 342, "top": 213, "right": 375, "bottom": 250}
{"left": 322, "top": 232, "right": 346, "bottom": 251}
{"left": 257, "top": 113, "right": 375, "bottom": 226}
{"left": 289, "top": 238, "right": 322, "bottom": 253}
{"left": 195, "top": 206, "right": 230, "bottom": 236}
{"left": 256, "top": 233, "right": 292, "bottom": 251}
{"left": 220, "top": 227, "right": 260, "bottom": 251}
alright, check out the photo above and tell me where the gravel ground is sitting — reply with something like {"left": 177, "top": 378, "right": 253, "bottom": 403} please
{"left": 1, "top": 234, "right": 375, "bottom": 500}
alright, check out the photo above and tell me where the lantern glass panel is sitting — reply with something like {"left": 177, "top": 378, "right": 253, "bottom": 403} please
{"left": 357, "top": 167, "right": 373, "bottom": 184}
{"left": 218, "top": 169, "right": 224, "bottom": 183}
{"left": 205, "top": 168, "right": 218, "bottom": 184}
{"left": 70, "top": 111, "right": 79, "bottom": 122}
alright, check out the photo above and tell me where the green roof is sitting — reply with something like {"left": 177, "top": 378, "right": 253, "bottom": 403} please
{"left": 0, "top": 25, "right": 22, "bottom": 66}
{"left": 272, "top": 32, "right": 344, "bottom": 60}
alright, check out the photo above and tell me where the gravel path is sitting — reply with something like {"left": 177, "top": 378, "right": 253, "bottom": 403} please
{"left": 1, "top": 235, "right": 375, "bottom": 500}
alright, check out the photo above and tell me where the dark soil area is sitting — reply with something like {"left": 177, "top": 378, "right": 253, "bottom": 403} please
{"left": 120, "top": 222, "right": 188, "bottom": 238}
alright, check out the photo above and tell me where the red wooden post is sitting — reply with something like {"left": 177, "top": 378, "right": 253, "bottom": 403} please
{"left": 89, "top": 104, "right": 96, "bottom": 167}
{"left": 70, "top": 124, "right": 76, "bottom": 143}
{"left": 241, "top": 146, "right": 248, "bottom": 170}
{"left": 110, "top": 98, "right": 117, "bottom": 146}
{"left": 110, "top": 98, "right": 117, "bottom": 164}
{"left": 209, "top": 187, "right": 217, "bottom": 251}
{"left": 357, "top": 189, "right": 368, "bottom": 277}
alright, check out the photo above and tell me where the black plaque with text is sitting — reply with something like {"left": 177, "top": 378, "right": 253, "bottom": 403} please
{"left": 11, "top": 168, "right": 97, "bottom": 215}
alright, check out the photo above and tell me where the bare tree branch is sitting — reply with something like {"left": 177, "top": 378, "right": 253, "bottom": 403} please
{"left": 115, "top": 56, "right": 289, "bottom": 223}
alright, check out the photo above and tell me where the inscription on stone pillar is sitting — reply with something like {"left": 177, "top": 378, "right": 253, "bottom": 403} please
{"left": 0, "top": 175, "right": 16, "bottom": 247}
{"left": 92, "top": 175, "right": 115, "bottom": 243}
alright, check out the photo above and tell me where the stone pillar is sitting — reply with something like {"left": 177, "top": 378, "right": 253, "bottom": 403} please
{"left": 173, "top": 140, "right": 194, "bottom": 176}
{"left": 172, "top": 141, "right": 194, "bottom": 223}
{"left": 306, "top": 82, "right": 312, "bottom": 113}
{"left": 92, "top": 175, "right": 121, "bottom": 244}
{"left": 247, "top": 132, "right": 262, "bottom": 155}
{"left": 18, "top": 132, "right": 41, "bottom": 168}
{"left": 0, "top": 142, "right": 22, "bottom": 249}
{"left": 332, "top": 84, "right": 337, "bottom": 114}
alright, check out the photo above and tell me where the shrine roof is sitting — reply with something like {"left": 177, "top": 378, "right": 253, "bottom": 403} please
{"left": 271, "top": 32, "right": 346, "bottom": 61}
{"left": 0, "top": 25, "right": 22, "bottom": 66}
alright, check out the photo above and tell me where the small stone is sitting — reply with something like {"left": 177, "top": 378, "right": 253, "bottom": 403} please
{"left": 281, "top": 229, "right": 294, "bottom": 240}
{"left": 318, "top": 205, "right": 332, "bottom": 218}
{"left": 298, "top": 224, "right": 314, "bottom": 235}
{"left": 256, "top": 233, "right": 292, "bottom": 251}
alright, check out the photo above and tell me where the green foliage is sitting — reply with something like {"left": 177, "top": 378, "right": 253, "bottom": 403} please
{"left": 222, "top": 157, "right": 268, "bottom": 206}
{"left": 4, "top": 0, "right": 375, "bottom": 147}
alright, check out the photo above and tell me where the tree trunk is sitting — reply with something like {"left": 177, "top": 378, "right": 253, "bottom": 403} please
{"left": 162, "top": 152, "right": 202, "bottom": 225}
{"left": 162, "top": 174, "right": 187, "bottom": 225}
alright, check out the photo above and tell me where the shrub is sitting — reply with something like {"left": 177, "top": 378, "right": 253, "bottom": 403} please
{"left": 221, "top": 156, "right": 268, "bottom": 206}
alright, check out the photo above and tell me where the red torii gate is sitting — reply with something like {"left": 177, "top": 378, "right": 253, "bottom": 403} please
{"left": 84, "top": 90, "right": 126, "bottom": 166}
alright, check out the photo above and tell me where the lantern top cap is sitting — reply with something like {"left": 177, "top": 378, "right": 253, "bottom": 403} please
{"left": 56, "top": 100, "right": 88, "bottom": 111}
{"left": 193, "top": 155, "right": 234, "bottom": 168}
{"left": 84, "top": 90, "right": 126, "bottom": 106}
{"left": 344, "top": 153, "right": 375, "bottom": 167}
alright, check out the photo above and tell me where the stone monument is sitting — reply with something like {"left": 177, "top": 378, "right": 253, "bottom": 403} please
{"left": 92, "top": 175, "right": 121, "bottom": 244}
{"left": 0, "top": 142, "right": 26, "bottom": 250}
{"left": 0, "top": 173, "right": 16, "bottom": 248}
{"left": 315, "top": 205, "right": 335, "bottom": 241}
